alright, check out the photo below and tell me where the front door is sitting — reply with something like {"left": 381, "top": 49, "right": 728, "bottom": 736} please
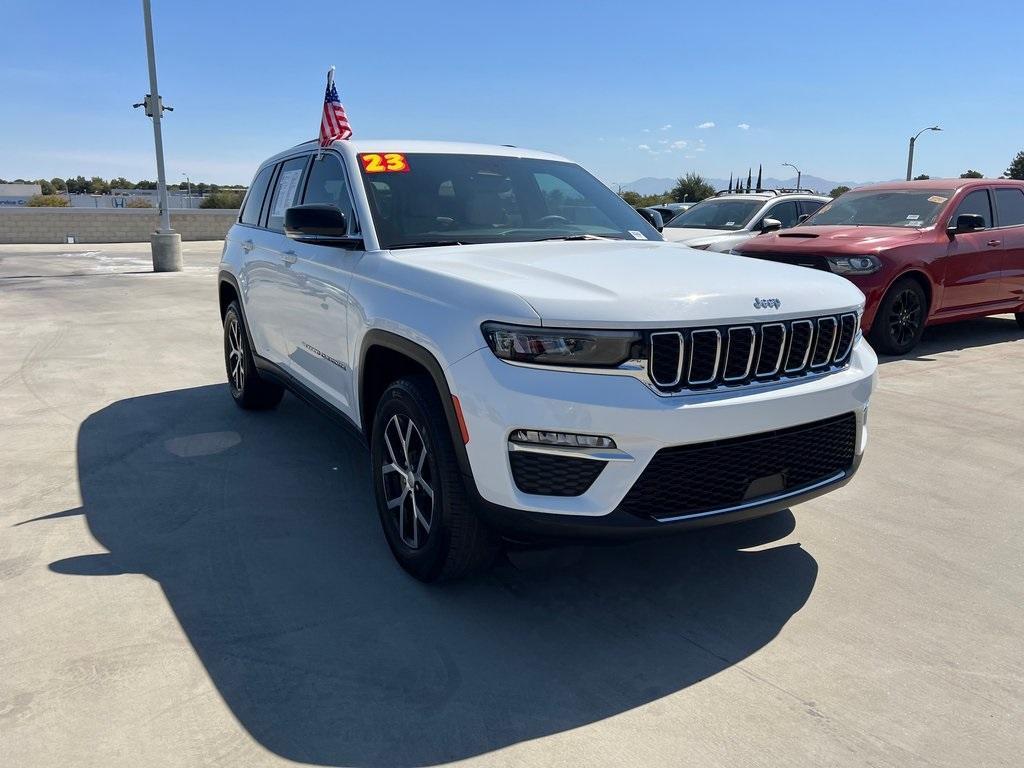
{"left": 938, "top": 188, "right": 1003, "bottom": 311}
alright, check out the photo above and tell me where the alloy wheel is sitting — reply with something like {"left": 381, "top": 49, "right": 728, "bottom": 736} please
{"left": 227, "top": 317, "right": 246, "bottom": 393}
{"left": 888, "top": 288, "right": 922, "bottom": 347}
{"left": 381, "top": 413, "right": 435, "bottom": 549}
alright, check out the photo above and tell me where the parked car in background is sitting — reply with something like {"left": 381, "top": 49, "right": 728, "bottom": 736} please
{"left": 661, "top": 190, "right": 830, "bottom": 251}
{"left": 219, "top": 139, "right": 876, "bottom": 581}
{"left": 636, "top": 206, "right": 664, "bottom": 229}
{"left": 652, "top": 202, "right": 694, "bottom": 223}
{"left": 731, "top": 179, "right": 1024, "bottom": 354}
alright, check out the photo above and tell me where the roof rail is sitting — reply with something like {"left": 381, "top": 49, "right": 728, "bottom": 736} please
{"left": 714, "top": 189, "right": 780, "bottom": 197}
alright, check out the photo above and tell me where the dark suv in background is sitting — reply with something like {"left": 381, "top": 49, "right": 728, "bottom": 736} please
{"left": 732, "top": 179, "right": 1024, "bottom": 354}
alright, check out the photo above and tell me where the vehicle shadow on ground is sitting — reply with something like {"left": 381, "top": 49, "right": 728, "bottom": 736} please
{"left": 32, "top": 385, "right": 817, "bottom": 767}
{"left": 877, "top": 315, "right": 1023, "bottom": 364}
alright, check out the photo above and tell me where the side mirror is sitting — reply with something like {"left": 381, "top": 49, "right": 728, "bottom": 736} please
{"left": 284, "top": 204, "right": 361, "bottom": 247}
{"left": 760, "top": 217, "right": 783, "bottom": 234}
{"left": 798, "top": 213, "right": 810, "bottom": 224}
{"left": 635, "top": 207, "right": 664, "bottom": 232}
{"left": 946, "top": 213, "right": 985, "bottom": 238}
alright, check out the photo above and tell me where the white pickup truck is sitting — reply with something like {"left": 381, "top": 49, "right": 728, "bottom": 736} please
{"left": 218, "top": 139, "right": 876, "bottom": 581}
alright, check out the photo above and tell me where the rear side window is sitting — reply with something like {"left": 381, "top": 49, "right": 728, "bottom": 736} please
{"left": 302, "top": 154, "right": 355, "bottom": 230}
{"left": 240, "top": 166, "right": 273, "bottom": 225}
{"left": 994, "top": 188, "right": 1024, "bottom": 227}
{"left": 799, "top": 200, "right": 825, "bottom": 217}
{"left": 266, "top": 156, "right": 309, "bottom": 232}
{"left": 952, "top": 189, "right": 992, "bottom": 229}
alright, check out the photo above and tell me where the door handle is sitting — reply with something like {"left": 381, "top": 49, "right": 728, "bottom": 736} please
{"left": 986, "top": 239, "right": 1001, "bottom": 247}
{"left": 241, "top": 239, "right": 255, "bottom": 253}
{"left": 282, "top": 250, "right": 297, "bottom": 264}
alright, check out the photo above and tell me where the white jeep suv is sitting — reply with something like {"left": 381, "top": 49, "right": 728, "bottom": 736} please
{"left": 661, "top": 190, "right": 831, "bottom": 251}
{"left": 219, "top": 140, "right": 876, "bottom": 581}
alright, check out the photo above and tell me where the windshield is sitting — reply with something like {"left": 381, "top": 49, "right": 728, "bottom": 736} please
{"left": 805, "top": 189, "right": 954, "bottom": 228}
{"left": 357, "top": 153, "right": 662, "bottom": 249}
{"left": 664, "top": 198, "right": 763, "bottom": 230}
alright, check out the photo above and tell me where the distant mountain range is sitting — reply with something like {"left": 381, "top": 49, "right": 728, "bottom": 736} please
{"left": 617, "top": 175, "right": 867, "bottom": 196}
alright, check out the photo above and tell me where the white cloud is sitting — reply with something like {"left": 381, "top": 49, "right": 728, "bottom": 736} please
{"left": 660, "top": 124, "right": 672, "bottom": 131}
{"left": 637, "top": 144, "right": 651, "bottom": 151}
{"left": 658, "top": 139, "right": 669, "bottom": 145}
{"left": 684, "top": 154, "right": 696, "bottom": 159}
{"left": 697, "top": 121, "right": 715, "bottom": 129}
{"left": 695, "top": 147, "right": 706, "bottom": 152}
{"left": 671, "top": 140, "right": 688, "bottom": 149}
{"left": 737, "top": 122, "right": 751, "bottom": 130}
{"left": 641, "top": 128, "right": 650, "bottom": 133}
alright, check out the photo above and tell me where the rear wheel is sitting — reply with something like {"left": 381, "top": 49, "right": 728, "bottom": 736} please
{"left": 868, "top": 278, "right": 927, "bottom": 355}
{"left": 223, "top": 301, "right": 284, "bottom": 410}
{"left": 371, "top": 375, "right": 499, "bottom": 582}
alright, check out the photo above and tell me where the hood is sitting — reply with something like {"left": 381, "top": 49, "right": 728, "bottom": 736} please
{"left": 661, "top": 227, "right": 734, "bottom": 243}
{"left": 391, "top": 239, "right": 864, "bottom": 327}
{"left": 739, "top": 224, "right": 928, "bottom": 253}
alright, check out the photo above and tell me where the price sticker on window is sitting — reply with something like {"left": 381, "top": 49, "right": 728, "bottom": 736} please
{"left": 360, "top": 153, "right": 410, "bottom": 173}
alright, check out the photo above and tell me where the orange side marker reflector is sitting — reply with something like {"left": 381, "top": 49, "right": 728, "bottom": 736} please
{"left": 451, "top": 395, "right": 470, "bottom": 444}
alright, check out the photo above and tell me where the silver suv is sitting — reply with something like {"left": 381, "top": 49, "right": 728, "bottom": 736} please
{"left": 661, "top": 189, "right": 830, "bottom": 252}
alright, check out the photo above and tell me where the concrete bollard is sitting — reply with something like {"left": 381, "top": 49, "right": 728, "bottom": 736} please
{"left": 150, "top": 231, "right": 183, "bottom": 272}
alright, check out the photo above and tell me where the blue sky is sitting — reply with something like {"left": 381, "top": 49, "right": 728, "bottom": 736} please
{"left": 2, "top": 0, "right": 1022, "bottom": 185}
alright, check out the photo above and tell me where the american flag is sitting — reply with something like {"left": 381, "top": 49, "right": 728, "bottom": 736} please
{"left": 319, "top": 68, "right": 352, "bottom": 147}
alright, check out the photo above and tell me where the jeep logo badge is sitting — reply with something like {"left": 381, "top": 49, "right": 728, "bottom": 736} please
{"left": 753, "top": 297, "right": 782, "bottom": 310}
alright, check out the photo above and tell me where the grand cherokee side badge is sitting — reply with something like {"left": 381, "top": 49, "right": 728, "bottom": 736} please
{"left": 753, "top": 297, "right": 782, "bottom": 310}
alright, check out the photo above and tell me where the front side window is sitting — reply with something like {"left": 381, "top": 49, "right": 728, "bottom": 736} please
{"left": 799, "top": 199, "right": 825, "bottom": 218}
{"left": 952, "top": 189, "right": 992, "bottom": 229}
{"left": 664, "top": 198, "right": 763, "bottom": 231}
{"left": 805, "top": 189, "right": 954, "bottom": 228}
{"left": 356, "top": 153, "right": 660, "bottom": 249}
{"left": 761, "top": 201, "right": 799, "bottom": 229}
{"left": 266, "top": 156, "right": 308, "bottom": 232}
{"left": 302, "top": 154, "right": 355, "bottom": 229}
{"left": 994, "top": 188, "right": 1024, "bottom": 227}
{"left": 240, "top": 165, "right": 273, "bottom": 225}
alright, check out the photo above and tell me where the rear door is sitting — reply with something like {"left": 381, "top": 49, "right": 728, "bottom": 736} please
{"left": 992, "top": 186, "right": 1024, "bottom": 304}
{"left": 938, "top": 188, "right": 1003, "bottom": 310}
{"left": 282, "top": 151, "right": 363, "bottom": 417}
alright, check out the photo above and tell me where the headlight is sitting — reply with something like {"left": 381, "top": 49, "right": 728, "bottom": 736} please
{"left": 825, "top": 255, "right": 882, "bottom": 275}
{"left": 481, "top": 322, "right": 640, "bottom": 367}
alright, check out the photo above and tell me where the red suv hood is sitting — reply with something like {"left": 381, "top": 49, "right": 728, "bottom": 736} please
{"left": 738, "top": 225, "right": 928, "bottom": 254}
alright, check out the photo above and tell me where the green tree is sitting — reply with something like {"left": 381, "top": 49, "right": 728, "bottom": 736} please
{"left": 36, "top": 179, "right": 55, "bottom": 195}
{"left": 670, "top": 173, "right": 715, "bottom": 203}
{"left": 200, "top": 190, "right": 245, "bottom": 209}
{"left": 913, "top": 174, "right": 930, "bottom": 181}
{"left": 109, "top": 177, "right": 134, "bottom": 190}
{"left": 619, "top": 190, "right": 642, "bottom": 207}
{"left": 88, "top": 176, "right": 109, "bottom": 194}
{"left": 959, "top": 170, "right": 983, "bottom": 179}
{"left": 68, "top": 175, "right": 89, "bottom": 194}
{"left": 49, "top": 177, "right": 66, "bottom": 193}
{"left": 829, "top": 185, "right": 851, "bottom": 198}
{"left": 26, "top": 194, "right": 70, "bottom": 207}
{"left": 1004, "top": 150, "right": 1024, "bottom": 180}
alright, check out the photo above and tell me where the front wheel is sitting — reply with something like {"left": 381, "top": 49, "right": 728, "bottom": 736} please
{"left": 1015, "top": 312, "right": 1024, "bottom": 329}
{"left": 371, "top": 375, "right": 499, "bottom": 582}
{"left": 868, "top": 278, "right": 927, "bottom": 355}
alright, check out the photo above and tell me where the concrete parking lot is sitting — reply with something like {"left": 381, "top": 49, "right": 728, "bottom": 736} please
{"left": 1, "top": 242, "right": 1021, "bottom": 768}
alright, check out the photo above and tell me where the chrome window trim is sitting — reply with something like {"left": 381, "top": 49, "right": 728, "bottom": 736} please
{"left": 755, "top": 322, "right": 786, "bottom": 377}
{"left": 687, "top": 329, "right": 721, "bottom": 385}
{"left": 811, "top": 316, "right": 839, "bottom": 368}
{"left": 784, "top": 319, "right": 814, "bottom": 373}
{"left": 723, "top": 326, "right": 756, "bottom": 382}
{"left": 833, "top": 313, "right": 858, "bottom": 363}
{"left": 648, "top": 331, "right": 684, "bottom": 388}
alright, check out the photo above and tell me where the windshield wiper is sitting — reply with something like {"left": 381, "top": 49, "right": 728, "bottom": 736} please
{"left": 389, "top": 240, "right": 467, "bottom": 250}
{"left": 529, "top": 234, "right": 616, "bottom": 242}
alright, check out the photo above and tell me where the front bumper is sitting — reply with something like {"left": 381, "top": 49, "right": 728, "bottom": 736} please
{"left": 447, "top": 339, "right": 877, "bottom": 534}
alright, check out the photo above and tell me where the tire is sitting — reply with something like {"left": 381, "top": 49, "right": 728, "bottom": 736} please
{"left": 868, "top": 278, "right": 928, "bottom": 355}
{"left": 1016, "top": 312, "right": 1024, "bottom": 330}
{"left": 223, "top": 301, "right": 284, "bottom": 410}
{"left": 371, "top": 375, "right": 499, "bottom": 582}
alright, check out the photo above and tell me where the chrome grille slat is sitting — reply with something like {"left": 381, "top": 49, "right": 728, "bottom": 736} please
{"left": 647, "top": 314, "right": 856, "bottom": 393}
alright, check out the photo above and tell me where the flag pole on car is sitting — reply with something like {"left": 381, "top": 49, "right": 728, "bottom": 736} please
{"left": 318, "top": 66, "right": 353, "bottom": 161}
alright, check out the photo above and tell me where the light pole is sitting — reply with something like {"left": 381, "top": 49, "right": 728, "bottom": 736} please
{"left": 906, "top": 126, "right": 941, "bottom": 181}
{"left": 782, "top": 162, "right": 802, "bottom": 190}
{"left": 181, "top": 173, "right": 192, "bottom": 208}
{"left": 135, "top": 0, "right": 181, "bottom": 271}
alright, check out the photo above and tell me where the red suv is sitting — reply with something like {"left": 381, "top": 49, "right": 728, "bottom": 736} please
{"left": 732, "top": 179, "right": 1024, "bottom": 354}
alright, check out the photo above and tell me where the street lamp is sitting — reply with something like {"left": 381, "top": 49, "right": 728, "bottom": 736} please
{"left": 906, "top": 126, "right": 941, "bottom": 181}
{"left": 782, "top": 162, "right": 802, "bottom": 190}
{"left": 134, "top": 0, "right": 181, "bottom": 271}
{"left": 181, "top": 173, "right": 192, "bottom": 208}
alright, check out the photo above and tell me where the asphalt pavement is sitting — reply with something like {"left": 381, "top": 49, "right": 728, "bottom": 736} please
{"left": 1, "top": 242, "right": 1021, "bottom": 767}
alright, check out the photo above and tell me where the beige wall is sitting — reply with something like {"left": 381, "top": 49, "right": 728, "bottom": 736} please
{"left": 0, "top": 208, "right": 239, "bottom": 244}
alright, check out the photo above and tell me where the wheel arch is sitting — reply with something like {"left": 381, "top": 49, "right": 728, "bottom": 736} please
{"left": 358, "top": 330, "right": 473, "bottom": 479}
{"left": 888, "top": 269, "right": 934, "bottom": 319}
